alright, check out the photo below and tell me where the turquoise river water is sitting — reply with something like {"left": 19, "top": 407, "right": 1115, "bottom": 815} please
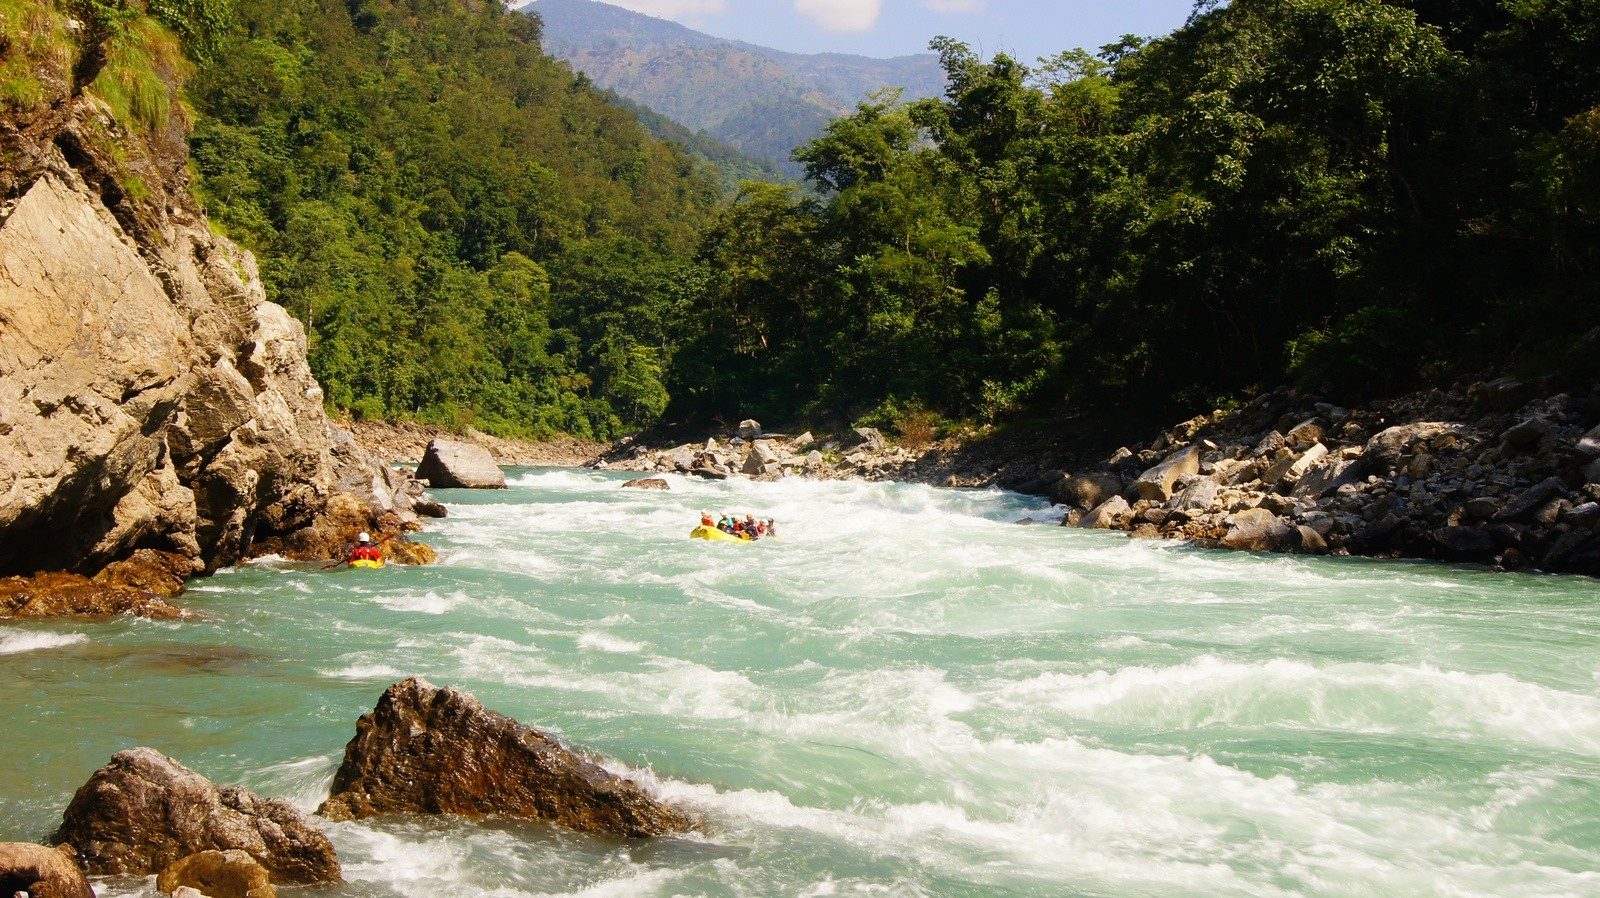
{"left": 4, "top": 468, "right": 1600, "bottom": 897}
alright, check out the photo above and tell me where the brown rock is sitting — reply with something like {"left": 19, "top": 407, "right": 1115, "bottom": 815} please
{"left": 0, "top": 843, "right": 94, "bottom": 898}
{"left": 1221, "top": 509, "right": 1295, "bottom": 552}
{"left": 1050, "top": 473, "right": 1123, "bottom": 510}
{"left": 157, "top": 850, "right": 275, "bottom": 898}
{"left": 53, "top": 748, "right": 340, "bottom": 884}
{"left": 1284, "top": 419, "right": 1324, "bottom": 450}
{"left": 1135, "top": 446, "right": 1202, "bottom": 502}
{"left": 1077, "top": 496, "right": 1132, "bottom": 530}
{"left": 1363, "top": 423, "right": 1471, "bottom": 474}
{"left": 0, "top": 572, "right": 182, "bottom": 619}
{"left": 416, "top": 439, "right": 507, "bottom": 490}
{"left": 378, "top": 538, "right": 437, "bottom": 566}
{"left": 93, "top": 549, "right": 196, "bottom": 598}
{"left": 1492, "top": 477, "right": 1566, "bottom": 524}
{"left": 318, "top": 678, "right": 693, "bottom": 837}
{"left": 621, "top": 478, "right": 671, "bottom": 490}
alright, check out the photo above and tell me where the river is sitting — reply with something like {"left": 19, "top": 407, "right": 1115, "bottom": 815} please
{"left": 4, "top": 469, "right": 1600, "bottom": 896}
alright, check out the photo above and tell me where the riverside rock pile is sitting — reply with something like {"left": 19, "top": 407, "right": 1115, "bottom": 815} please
{"left": 1044, "top": 381, "right": 1600, "bottom": 574}
{"left": 608, "top": 422, "right": 916, "bottom": 482}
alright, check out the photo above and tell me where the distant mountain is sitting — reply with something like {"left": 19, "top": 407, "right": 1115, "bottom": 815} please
{"left": 523, "top": 0, "right": 947, "bottom": 176}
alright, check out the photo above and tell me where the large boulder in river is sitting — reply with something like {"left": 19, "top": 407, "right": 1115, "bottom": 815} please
{"left": 157, "top": 850, "right": 275, "bottom": 898}
{"left": 0, "top": 572, "right": 183, "bottom": 619}
{"left": 0, "top": 843, "right": 94, "bottom": 898}
{"left": 52, "top": 748, "right": 339, "bottom": 884}
{"left": 318, "top": 678, "right": 693, "bottom": 837}
{"left": 415, "top": 439, "right": 507, "bottom": 489}
{"left": 1136, "top": 446, "right": 1202, "bottom": 502}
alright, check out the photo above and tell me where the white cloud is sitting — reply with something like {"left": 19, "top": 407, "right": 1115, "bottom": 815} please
{"left": 603, "top": 0, "right": 728, "bottom": 17}
{"left": 921, "top": 0, "right": 985, "bottom": 11}
{"left": 794, "top": 0, "right": 884, "bottom": 32}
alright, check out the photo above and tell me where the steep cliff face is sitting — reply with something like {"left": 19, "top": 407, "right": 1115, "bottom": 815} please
{"left": 0, "top": 8, "right": 402, "bottom": 579}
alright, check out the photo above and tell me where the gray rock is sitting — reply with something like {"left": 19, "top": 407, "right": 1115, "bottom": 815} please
{"left": 1252, "top": 431, "right": 1286, "bottom": 457}
{"left": 743, "top": 440, "right": 780, "bottom": 475}
{"left": 1492, "top": 477, "right": 1566, "bottom": 524}
{"left": 1433, "top": 526, "right": 1495, "bottom": 559}
{"left": 1363, "top": 423, "right": 1471, "bottom": 474}
{"left": 1077, "top": 496, "right": 1132, "bottom": 530}
{"left": 1291, "top": 453, "right": 1359, "bottom": 500}
{"left": 792, "top": 432, "right": 815, "bottom": 449}
{"left": 1464, "top": 497, "right": 1501, "bottom": 521}
{"left": 1501, "top": 416, "right": 1556, "bottom": 454}
{"left": 1295, "top": 525, "right": 1329, "bottom": 554}
{"left": 1174, "top": 479, "right": 1220, "bottom": 511}
{"left": 1051, "top": 473, "right": 1123, "bottom": 510}
{"left": 737, "top": 420, "right": 762, "bottom": 440}
{"left": 621, "top": 478, "right": 670, "bottom": 491}
{"left": 843, "top": 427, "right": 887, "bottom": 452}
{"left": 669, "top": 447, "right": 697, "bottom": 472}
{"left": 52, "top": 748, "right": 339, "bottom": 883}
{"left": 415, "top": 439, "right": 506, "bottom": 490}
{"left": 1576, "top": 423, "right": 1600, "bottom": 457}
{"left": 1136, "top": 446, "right": 1202, "bottom": 502}
{"left": 1221, "top": 508, "right": 1295, "bottom": 552}
{"left": 805, "top": 450, "right": 824, "bottom": 470}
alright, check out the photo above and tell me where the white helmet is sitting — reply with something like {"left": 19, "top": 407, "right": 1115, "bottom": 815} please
{"left": 358, "top": 531, "right": 372, "bottom": 543}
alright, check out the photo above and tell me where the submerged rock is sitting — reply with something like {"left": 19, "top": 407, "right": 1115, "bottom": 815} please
{"left": 0, "top": 842, "right": 94, "bottom": 898}
{"left": 319, "top": 677, "right": 693, "bottom": 837}
{"left": 53, "top": 748, "right": 340, "bottom": 884}
{"left": 0, "top": 572, "right": 183, "bottom": 619}
{"left": 157, "top": 850, "right": 275, "bottom": 898}
{"left": 621, "top": 478, "right": 670, "bottom": 490}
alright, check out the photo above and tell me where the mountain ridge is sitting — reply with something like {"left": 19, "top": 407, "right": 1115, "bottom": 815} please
{"left": 523, "top": 0, "right": 947, "bottom": 174}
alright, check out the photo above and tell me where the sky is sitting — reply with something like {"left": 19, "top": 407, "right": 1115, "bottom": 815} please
{"left": 591, "top": 0, "right": 1198, "bottom": 63}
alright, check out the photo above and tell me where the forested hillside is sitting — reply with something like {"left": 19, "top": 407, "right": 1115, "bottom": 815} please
{"left": 183, "top": 0, "right": 722, "bottom": 439}
{"left": 671, "top": 0, "right": 1600, "bottom": 431}
{"left": 527, "top": 0, "right": 946, "bottom": 176}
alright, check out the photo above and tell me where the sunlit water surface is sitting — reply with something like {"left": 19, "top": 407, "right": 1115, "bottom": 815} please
{"left": 4, "top": 468, "right": 1600, "bottom": 897}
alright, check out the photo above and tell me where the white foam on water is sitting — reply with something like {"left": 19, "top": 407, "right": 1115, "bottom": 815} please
{"left": 576, "top": 631, "right": 644, "bottom": 654}
{"left": 374, "top": 589, "right": 468, "bottom": 615}
{"left": 321, "top": 663, "right": 407, "bottom": 680}
{"left": 985, "top": 656, "right": 1600, "bottom": 753}
{"left": 0, "top": 627, "right": 87, "bottom": 654}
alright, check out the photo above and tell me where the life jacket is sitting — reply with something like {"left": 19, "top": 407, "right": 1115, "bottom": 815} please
{"left": 701, "top": 514, "right": 713, "bottom": 527}
{"left": 350, "top": 544, "right": 381, "bottom": 562}
{"left": 756, "top": 522, "right": 767, "bottom": 537}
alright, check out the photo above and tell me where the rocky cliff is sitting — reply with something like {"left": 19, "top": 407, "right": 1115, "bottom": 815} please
{"left": 0, "top": 7, "right": 415, "bottom": 588}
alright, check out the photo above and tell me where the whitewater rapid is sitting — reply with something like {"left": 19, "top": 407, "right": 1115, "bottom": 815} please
{"left": 4, "top": 468, "right": 1600, "bottom": 897}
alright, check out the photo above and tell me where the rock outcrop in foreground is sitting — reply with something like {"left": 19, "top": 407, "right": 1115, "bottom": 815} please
{"left": 0, "top": 843, "right": 94, "bottom": 898}
{"left": 157, "top": 849, "right": 276, "bottom": 898}
{"left": 319, "top": 677, "right": 693, "bottom": 837}
{"left": 53, "top": 748, "right": 340, "bottom": 884}
{"left": 0, "top": 11, "right": 434, "bottom": 610}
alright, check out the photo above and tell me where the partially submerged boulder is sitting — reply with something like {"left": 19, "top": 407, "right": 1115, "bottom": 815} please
{"left": 415, "top": 439, "right": 507, "bottom": 490}
{"left": 622, "top": 478, "right": 670, "bottom": 490}
{"left": 318, "top": 677, "right": 693, "bottom": 837}
{"left": 1076, "top": 496, "right": 1132, "bottom": 530}
{"left": 157, "top": 850, "right": 275, "bottom": 898}
{"left": 0, "top": 572, "right": 183, "bottom": 619}
{"left": 53, "top": 748, "right": 340, "bottom": 884}
{"left": 0, "top": 843, "right": 94, "bottom": 898}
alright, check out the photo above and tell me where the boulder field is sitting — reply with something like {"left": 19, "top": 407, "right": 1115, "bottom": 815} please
{"left": 604, "top": 382, "right": 1600, "bottom": 575}
{"left": 0, "top": 21, "right": 434, "bottom": 616}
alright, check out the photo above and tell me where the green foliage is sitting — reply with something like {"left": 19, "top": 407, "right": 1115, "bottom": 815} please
{"left": 0, "top": 0, "right": 72, "bottom": 109}
{"left": 87, "top": 14, "right": 184, "bottom": 133}
{"left": 675, "top": 0, "right": 1600, "bottom": 427}
{"left": 182, "top": 0, "right": 723, "bottom": 439}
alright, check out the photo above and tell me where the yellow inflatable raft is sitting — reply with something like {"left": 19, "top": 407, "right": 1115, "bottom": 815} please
{"left": 349, "top": 558, "right": 385, "bottom": 569}
{"left": 691, "top": 525, "right": 750, "bottom": 542}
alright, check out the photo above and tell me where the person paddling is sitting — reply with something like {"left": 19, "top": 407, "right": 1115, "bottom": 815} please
{"left": 348, "top": 532, "right": 383, "bottom": 566}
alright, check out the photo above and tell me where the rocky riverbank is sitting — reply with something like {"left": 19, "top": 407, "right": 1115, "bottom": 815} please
{"left": 604, "top": 379, "right": 1600, "bottom": 576}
